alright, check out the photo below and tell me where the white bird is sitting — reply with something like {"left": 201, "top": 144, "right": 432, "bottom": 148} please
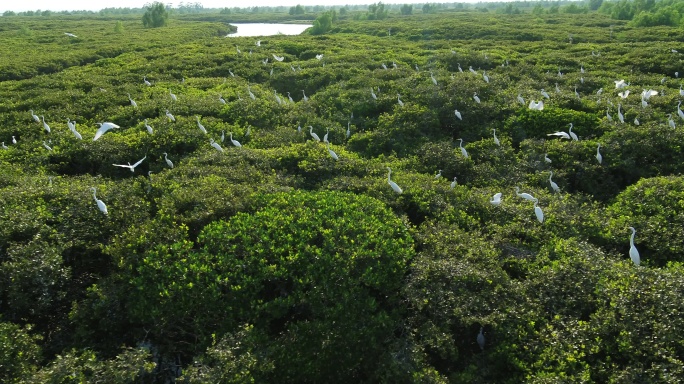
{"left": 473, "top": 92, "right": 481, "bottom": 104}
{"left": 434, "top": 169, "right": 442, "bottom": 179}
{"left": 541, "top": 89, "right": 550, "bottom": 99}
{"left": 127, "top": 93, "right": 137, "bottom": 108}
{"left": 42, "top": 141, "right": 53, "bottom": 151}
{"left": 323, "top": 128, "right": 329, "bottom": 143}
{"left": 370, "top": 88, "right": 377, "bottom": 100}
{"left": 431, "top": 71, "right": 438, "bottom": 85}
{"left": 309, "top": 126, "right": 320, "bottom": 142}
{"left": 634, "top": 117, "right": 640, "bottom": 125}
{"left": 482, "top": 71, "right": 489, "bottom": 83}
{"left": 641, "top": 99, "right": 648, "bottom": 108}
{"left": 64, "top": 32, "right": 78, "bottom": 38}
{"left": 113, "top": 155, "right": 146, "bottom": 172}
{"left": 618, "top": 90, "right": 630, "bottom": 99}
{"left": 596, "top": 88, "right": 604, "bottom": 96}
{"left": 0, "top": 142, "right": 6, "bottom": 150}
{"left": 614, "top": 79, "right": 628, "bottom": 89}
{"left": 397, "top": 94, "right": 404, "bottom": 107}
{"left": 209, "top": 138, "right": 224, "bottom": 153}
{"left": 548, "top": 171, "right": 559, "bottom": 193}
{"left": 547, "top": 131, "right": 570, "bottom": 140}
{"left": 90, "top": 187, "right": 107, "bottom": 215}
{"left": 229, "top": 69, "right": 235, "bottom": 77}
{"left": 469, "top": 66, "right": 477, "bottom": 75}
{"left": 302, "top": 90, "right": 308, "bottom": 102}
{"left": 680, "top": 85, "right": 684, "bottom": 97}
{"left": 544, "top": 153, "right": 552, "bottom": 164}
{"left": 677, "top": 101, "right": 684, "bottom": 120}
{"left": 93, "top": 122, "right": 120, "bottom": 141}
{"left": 381, "top": 63, "right": 388, "bottom": 70}
{"left": 287, "top": 92, "right": 294, "bottom": 103}
{"left": 457, "top": 63, "right": 462, "bottom": 72}
{"left": 556, "top": 83, "right": 561, "bottom": 93}
{"left": 316, "top": 54, "right": 323, "bottom": 60}
{"left": 568, "top": 123, "right": 578, "bottom": 141}
{"left": 515, "top": 187, "right": 535, "bottom": 201}
{"left": 229, "top": 132, "right": 241, "bottom": 148}
{"left": 517, "top": 94, "right": 525, "bottom": 105}
{"left": 668, "top": 114, "right": 676, "bottom": 129}
{"left": 236, "top": 45, "right": 241, "bottom": 54}
{"left": 143, "top": 119, "right": 153, "bottom": 135}
{"left": 386, "top": 167, "right": 403, "bottom": 194}
{"left": 346, "top": 122, "right": 351, "bottom": 139}
{"left": 30, "top": 110, "right": 40, "bottom": 123}
{"left": 67, "top": 119, "right": 82, "bottom": 139}
{"left": 274, "top": 91, "right": 282, "bottom": 105}
{"left": 221, "top": 130, "right": 225, "bottom": 142}
{"left": 196, "top": 116, "right": 207, "bottom": 134}
{"left": 641, "top": 89, "right": 658, "bottom": 100}
{"left": 528, "top": 100, "right": 544, "bottom": 111}
{"left": 165, "top": 110, "right": 175, "bottom": 122}
{"left": 477, "top": 327, "right": 485, "bottom": 351}
{"left": 596, "top": 143, "right": 602, "bottom": 164}
{"left": 219, "top": 94, "right": 226, "bottom": 104}
{"left": 490, "top": 192, "right": 502, "bottom": 205}
{"left": 11, "top": 136, "right": 16, "bottom": 145}
{"left": 326, "top": 142, "right": 339, "bottom": 161}
{"left": 456, "top": 138, "right": 469, "bottom": 158}
{"left": 533, "top": 199, "right": 544, "bottom": 223}
{"left": 617, "top": 104, "right": 624, "bottom": 123}
{"left": 450, "top": 177, "right": 458, "bottom": 189}
{"left": 41, "top": 116, "right": 51, "bottom": 133}
{"left": 574, "top": 86, "right": 580, "bottom": 99}
{"left": 628, "top": 227, "right": 640, "bottom": 266}
{"left": 492, "top": 129, "right": 500, "bottom": 146}
{"left": 580, "top": 65, "right": 585, "bottom": 73}
{"left": 454, "top": 109, "right": 462, "bottom": 120}
{"left": 606, "top": 108, "right": 612, "bottom": 122}
{"left": 273, "top": 54, "right": 284, "bottom": 62}
{"left": 245, "top": 127, "right": 251, "bottom": 138}
{"left": 143, "top": 76, "right": 152, "bottom": 86}
{"left": 248, "top": 85, "right": 256, "bottom": 100}
{"left": 169, "top": 89, "right": 177, "bottom": 102}
{"left": 162, "top": 152, "right": 174, "bottom": 168}
{"left": 256, "top": 40, "right": 261, "bottom": 47}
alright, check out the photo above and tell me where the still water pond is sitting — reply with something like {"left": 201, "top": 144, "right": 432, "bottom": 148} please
{"left": 226, "top": 23, "right": 312, "bottom": 37}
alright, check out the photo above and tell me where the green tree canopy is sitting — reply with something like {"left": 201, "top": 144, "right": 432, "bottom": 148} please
{"left": 142, "top": 2, "right": 168, "bottom": 28}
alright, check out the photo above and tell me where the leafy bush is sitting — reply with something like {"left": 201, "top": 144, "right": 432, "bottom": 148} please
{"left": 0, "top": 323, "right": 41, "bottom": 383}
{"left": 142, "top": 2, "right": 169, "bottom": 28}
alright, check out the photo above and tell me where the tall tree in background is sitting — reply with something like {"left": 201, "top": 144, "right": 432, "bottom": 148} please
{"left": 142, "top": 2, "right": 168, "bottom": 28}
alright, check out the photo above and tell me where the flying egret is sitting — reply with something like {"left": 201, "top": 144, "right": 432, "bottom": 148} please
{"left": 677, "top": 101, "right": 684, "bottom": 120}
{"left": 528, "top": 100, "right": 544, "bottom": 111}
{"left": 64, "top": 32, "right": 78, "bottom": 37}
{"left": 517, "top": 94, "right": 525, "bottom": 105}
{"left": 42, "top": 141, "right": 53, "bottom": 151}
{"left": 196, "top": 116, "right": 207, "bottom": 134}
{"left": 596, "top": 143, "right": 603, "bottom": 164}
{"left": 568, "top": 123, "right": 578, "bottom": 141}
{"left": 162, "top": 152, "right": 174, "bottom": 169}
{"left": 614, "top": 79, "right": 628, "bottom": 89}
{"left": 302, "top": 90, "right": 308, "bottom": 102}
{"left": 93, "top": 122, "right": 120, "bottom": 141}
{"left": 209, "top": 139, "right": 224, "bottom": 153}
{"left": 248, "top": 85, "right": 256, "bottom": 100}
{"left": 127, "top": 93, "right": 137, "bottom": 108}
{"left": 668, "top": 114, "right": 676, "bottom": 129}
{"left": 490, "top": 192, "right": 502, "bottom": 206}
{"left": 618, "top": 90, "right": 630, "bottom": 99}
{"left": 617, "top": 104, "right": 624, "bottom": 123}
{"left": 169, "top": 89, "right": 177, "bottom": 102}
{"left": 326, "top": 142, "right": 339, "bottom": 161}
{"left": 454, "top": 109, "right": 462, "bottom": 120}
{"left": 473, "top": 92, "right": 481, "bottom": 104}
{"left": 323, "top": 128, "right": 329, "bottom": 144}
{"left": 541, "top": 89, "right": 550, "bottom": 99}
{"left": 165, "top": 110, "right": 175, "bottom": 122}
{"left": 273, "top": 54, "right": 284, "bottom": 62}
{"left": 628, "top": 227, "right": 640, "bottom": 266}
{"left": 450, "top": 177, "right": 458, "bottom": 189}
{"left": 90, "top": 187, "right": 108, "bottom": 215}
{"left": 533, "top": 199, "right": 544, "bottom": 223}
{"left": 641, "top": 89, "right": 658, "bottom": 100}
{"left": 113, "top": 155, "right": 146, "bottom": 172}
{"left": 229, "top": 132, "right": 242, "bottom": 148}
{"left": 316, "top": 54, "right": 323, "bottom": 60}
{"left": 30, "top": 110, "right": 40, "bottom": 123}
{"left": 515, "top": 187, "right": 535, "bottom": 201}
{"left": 219, "top": 94, "right": 226, "bottom": 104}
{"left": 386, "top": 167, "right": 403, "bottom": 194}
{"left": 434, "top": 169, "right": 442, "bottom": 179}
{"left": 41, "top": 116, "right": 51, "bottom": 133}
{"left": 548, "top": 171, "right": 560, "bottom": 193}
{"left": 547, "top": 131, "right": 570, "bottom": 140}
{"left": 144, "top": 119, "right": 153, "bottom": 135}
{"left": 370, "top": 88, "right": 377, "bottom": 100}
{"left": 458, "top": 138, "right": 468, "bottom": 158}
{"left": 397, "top": 94, "right": 404, "bottom": 107}
{"left": 477, "top": 327, "right": 485, "bottom": 351}
{"left": 544, "top": 153, "right": 552, "bottom": 164}
{"left": 492, "top": 129, "right": 500, "bottom": 146}
{"left": 143, "top": 76, "right": 152, "bottom": 86}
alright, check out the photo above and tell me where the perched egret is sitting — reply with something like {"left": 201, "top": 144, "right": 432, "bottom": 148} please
{"left": 515, "top": 187, "right": 535, "bottom": 201}
{"left": 528, "top": 100, "right": 544, "bottom": 111}
{"left": 323, "top": 128, "right": 329, "bottom": 143}
{"left": 209, "top": 139, "right": 224, "bottom": 153}
{"left": 617, "top": 104, "right": 624, "bottom": 123}
{"left": 431, "top": 71, "right": 438, "bottom": 85}
{"left": 492, "top": 129, "right": 500, "bottom": 146}
{"left": 548, "top": 171, "right": 560, "bottom": 193}
{"left": 547, "top": 131, "right": 570, "bottom": 140}
{"left": 165, "top": 110, "right": 175, "bottom": 122}
{"left": 596, "top": 88, "right": 604, "bottom": 96}
{"left": 144, "top": 119, "right": 153, "bottom": 135}
{"left": 236, "top": 45, "right": 241, "bottom": 54}
{"left": 677, "top": 101, "right": 684, "bottom": 120}
{"left": 272, "top": 54, "right": 284, "bottom": 62}
{"left": 614, "top": 79, "right": 628, "bottom": 89}
{"left": 680, "top": 85, "right": 684, "bottom": 97}
{"left": 397, "top": 94, "right": 404, "bottom": 107}
{"left": 634, "top": 117, "right": 640, "bottom": 125}
{"left": 568, "top": 123, "right": 579, "bottom": 141}
{"left": 618, "top": 90, "right": 630, "bottom": 99}
{"left": 127, "top": 93, "right": 137, "bottom": 108}
{"left": 196, "top": 116, "right": 207, "bottom": 134}
{"left": 556, "top": 83, "right": 561, "bottom": 93}
{"left": 457, "top": 63, "right": 463, "bottom": 72}
{"left": 473, "top": 92, "right": 481, "bottom": 104}
{"left": 434, "top": 169, "right": 442, "bottom": 179}
{"left": 458, "top": 138, "right": 469, "bottom": 158}
{"left": 596, "top": 143, "right": 603, "bottom": 164}
{"left": 469, "top": 66, "right": 477, "bottom": 75}
{"left": 668, "top": 114, "right": 676, "bottom": 129}
{"left": 229, "top": 132, "right": 242, "bottom": 148}
{"left": 580, "top": 65, "right": 585, "bottom": 73}
{"left": 93, "top": 122, "right": 120, "bottom": 141}
{"left": 90, "top": 187, "right": 108, "bottom": 215}
{"left": 541, "top": 89, "right": 550, "bottom": 99}
{"left": 450, "top": 177, "right": 458, "bottom": 189}
{"left": 628, "top": 227, "right": 640, "bottom": 266}
{"left": 309, "top": 126, "right": 321, "bottom": 142}
{"left": 64, "top": 32, "right": 78, "bottom": 38}
{"left": 256, "top": 40, "right": 261, "bottom": 47}
{"left": 490, "top": 192, "right": 502, "bottom": 205}
{"left": 30, "top": 110, "right": 40, "bottom": 123}
{"left": 302, "top": 90, "right": 308, "bottom": 102}
{"left": 346, "top": 122, "right": 351, "bottom": 139}
{"left": 68, "top": 119, "right": 82, "bottom": 139}
{"left": 517, "top": 94, "right": 525, "bottom": 105}
{"left": 248, "top": 85, "right": 256, "bottom": 100}
{"left": 143, "top": 76, "right": 152, "bottom": 86}
{"left": 533, "top": 199, "right": 544, "bottom": 223}
{"left": 316, "top": 54, "right": 323, "bottom": 60}
{"left": 544, "top": 153, "right": 552, "bottom": 164}
{"left": 11, "top": 136, "right": 16, "bottom": 145}
{"left": 41, "top": 116, "right": 51, "bottom": 133}
{"left": 381, "top": 63, "right": 388, "bottom": 70}
{"left": 370, "top": 88, "right": 377, "bottom": 100}
{"left": 326, "top": 143, "right": 339, "bottom": 161}
{"left": 113, "top": 155, "right": 146, "bottom": 172}
{"left": 169, "top": 89, "right": 177, "bottom": 102}
{"left": 229, "top": 69, "right": 235, "bottom": 77}
{"left": 454, "top": 109, "right": 462, "bottom": 120}
{"left": 606, "top": 108, "right": 613, "bottom": 122}
{"left": 219, "top": 94, "right": 226, "bottom": 104}
{"left": 221, "top": 130, "right": 225, "bottom": 142}
{"left": 274, "top": 91, "right": 282, "bottom": 105}
{"left": 483, "top": 71, "right": 489, "bottom": 83}
{"left": 42, "top": 141, "right": 53, "bottom": 151}
{"left": 287, "top": 92, "right": 294, "bottom": 103}
{"left": 0, "top": 142, "right": 6, "bottom": 150}
{"left": 245, "top": 126, "right": 251, "bottom": 137}
{"left": 386, "top": 167, "right": 403, "bottom": 194}
{"left": 477, "top": 327, "right": 485, "bottom": 351}
{"left": 162, "top": 152, "right": 174, "bottom": 169}
{"left": 574, "top": 86, "right": 580, "bottom": 99}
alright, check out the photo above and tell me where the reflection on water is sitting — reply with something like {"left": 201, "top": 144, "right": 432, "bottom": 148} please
{"left": 226, "top": 23, "right": 312, "bottom": 37}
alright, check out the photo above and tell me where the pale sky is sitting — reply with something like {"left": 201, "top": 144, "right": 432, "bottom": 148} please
{"left": 1, "top": 0, "right": 455, "bottom": 13}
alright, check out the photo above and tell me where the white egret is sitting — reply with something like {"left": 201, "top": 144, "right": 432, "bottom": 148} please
{"left": 618, "top": 90, "right": 630, "bottom": 99}
{"left": 515, "top": 187, "right": 535, "bottom": 201}
{"left": 454, "top": 109, "right": 462, "bottom": 120}
{"left": 415, "top": 64, "right": 420, "bottom": 71}
{"left": 483, "top": 71, "right": 489, "bottom": 83}
{"left": 90, "top": 187, "right": 108, "bottom": 215}
{"left": 680, "top": 85, "right": 684, "bottom": 96}
{"left": 677, "top": 101, "right": 684, "bottom": 120}
{"left": 490, "top": 192, "right": 502, "bottom": 206}
{"left": 113, "top": 155, "right": 146, "bottom": 172}
{"left": 381, "top": 63, "right": 388, "bottom": 70}
{"left": 430, "top": 71, "right": 438, "bottom": 85}
{"left": 248, "top": 85, "right": 256, "bottom": 100}
{"left": 127, "top": 93, "right": 137, "bottom": 108}
{"left": 302, "top": 90, "right": 308, "bottom": 102}
{"left": 596, "top": 88, "right": 604, "bottom": 96}
{"left": 42, "top": 141, "right": 53, "bottom": 151}
{"left": 219, "top": 94, "right": 226, "bottom": 104}
{"left": 309, "top": 126, "right": 321, "bottom": 142}
{"left": 30, "top": 110, "right": 40, "bottom": 123}
{"left": 162, "top": 152, "right": 174, "bottom": 169}
{"left": 517, "top": 94, "right": 525, "bottom": 105}
{"left": 457, "top": 63, "right": 463, "bottom": 72}
{"left": 165, "top": 110, "right": 175, "bottom": 122}
{"left": 346, "top": 122, "right": 351, "bottom": 139}
{"left": 548, "top": 171, "right": 560, "bottom": 193}
{"left": 256, "top": 40, "right": 261, "bottom": 46}
{"left": 41, "top": 116, "right": 51, "bottom": 133}
{"left": 370, "top": 88, "right": 377, "bottom": 100}
{"left": 143, "top": 119, "right": 153, "bottom": 135}
{"left": 473, "top": 92, "right": 481, "bottom": 104}
{"left": 568, "top": 123, "right": 578, "bottom": 141}
{"left": 68, "top": 119, "right": 83, "bottom": 139}
{"left": 209, "top": 139, "right": 224, "bottom": 153}
{"left": 297, "top": 125, "right": 302, "bottom": 133}
{"left": 533, "top": 199, "right": 544, "bottom": 223}
{"left": 628, "top": 227, "right": 640, "bottom": 266}
{"left": 574, "top": 86, "right": 580, "bottom": 99}
{"left": 287, "top": 92, "right": 294, "bottom": 103}
{"left": 397, "top": 94, "right": 404, "bottom": 107}
{"left": 477, "top": 327, "right": 485, "bottom": 351}
{"left": 528, "top": 100, "right": 544, "bottom": 111}
{"left": 229, "top": 132, "right": 242, "bottom": 148}
{"left": 596, "top": 143, "right": 603, "bottom": 164}
{"left": 196, "top": 116, "right": 207, "bottom": 134}
{"left": 12, "top": 136, "right": 16, "bottom": 144}
{"left": 541, "top": 89, "right": 550, "bottom": 99}
{"left": 316, "top": 54, "right": 323, "bottom": 60}
{"left": 245, "top": 127, "right": 251, "bottom": 138}
{"left": 617, "top": 104, "right": 624, "bottom": 123}
{"left": 606, "top": 108, "right": 613, "bottom": 122}
{"left": 93, "top": 122, "right": 120, "bottom": 141}
{"left": 668, "top": 114, "right": 676, "bottom": 129}
{"left": 64, "top": 32, "right": 78, "bottom": 37}
{"left": 0, "top": 142, "right": 6, "bottom": 150}
{"left": 272, "top": 54, "right": 284, "bottom": 62}
{"left": 450, "top": 177, "right": 458, "bottom": 189}
{"left": 326, "top": 143, "right": 339, "bottom": 161}
{"left": 169, "top": 89, "right": 177, "bottom": 102}
{"left": 492, "top": 129, "right": 500, "bottom": 146}
{"left": 641, "top": 99, "right": 648, "bottom": 108}
{"left": 555, "top": 83, "right": 561, "bottom": 93}
{"left": 236, "top": 45, "right": 241, "bottom": 54}
{"left": 434, "top": 169, "right": 442, "bottom": 179}
{"left": 386, "top": 167, "right": 403, "bottom": 194}
{"left": 547, "top": 131, "right": 570, "bottom": 140}
{"left": 634, "top": 117, "right": 640, "bottom": 125}
{"left": 544, "top": 153, "right": 552, "bottom": 163}
{"left": 229, "top": 69, "right": 235, "bottom": 77}
{"left": 323, "top": 128, "right": 329, "bottom": 144}
{"left": 290, "top": 65, "right": 296, "bottom": 72}
{"left": 581, "top": 77, "right": 585, "bottom": 84}
{"left": 143, "top": 76, "right": 152, "bottom": 86}
{"left": 641, "top": 89, "right": 658, "bottom": 100}
{"left": 580, "top": 65, "right": 585, "bottom": 73}
{"left": 221, "top": 130, "right": 225, "bottom": 142}
{"left": 274, "top": 91, "right": 282, "bottom": 105}
{"left": 614, "top": 79, "right": 628, "bottom": 89}
{"left": 469, "top": 66, "right": 477, "bottom": 75}
{"left": 458, "top": 138, "right": 469, "bottom": 158}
